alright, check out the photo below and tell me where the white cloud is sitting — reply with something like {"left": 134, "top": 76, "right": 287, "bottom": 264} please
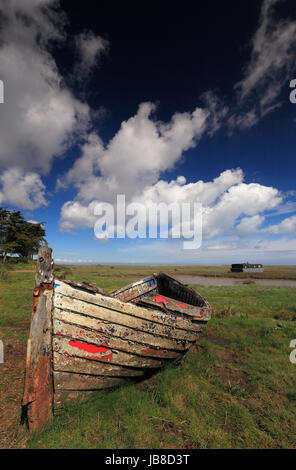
{"left": 57, "top": 0, "right": 296, "bottom": 230}
{"left": 0, "top": 167, "right": 47, "bottom": 209}
{"left": 251, "top": 237, "right": 296, "bottom": 252}
{"left": 59, "top": 160, "right": 283, "bottom": 244}
{"left": 59, "top": 102, "right": 241, "bottom": 231}
{"left": 136, "top": 168, "right": 244, "bottom": 207}
{"left": 58, "top": 101, "right": 209, "bottom": 207}
{"left": 265, "top": 214, "right": 296, "bottom": 234}
{"left": 74, "top": 31, "right": 109, "bottom": 80}
{"left": 231, "top": 0, "right": 296, "bottom": 128}
{"left": 0, "top": 0, "right": 91, "bottom": 208}
{"left": 0, "top": 0, "right": 294, "bottom": 264}
{"left": 235, "top": 214, "right": 265, "bottom": 237}
{"left": 107, "top": 237, "right": 296, "bottom": 265}
{"left": 202, "top": 182, "right": 281, "bottom": 239}
{"left": 54, "top": 258, "right": 96, "bottom": 264}
{"left": 0, "top": 1, "right": 90, "bottom": 173}
{"left": 0, "top": 0, "right": 93, "bottom": 209}
{"left": 237, "top": 0, "right": 296, "bottom": 100}
{"left": 59, "top": 200, "right": 98, "bottom": 231}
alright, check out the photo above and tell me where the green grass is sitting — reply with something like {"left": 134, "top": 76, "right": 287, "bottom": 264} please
{"left": 27, "top": 311, "right": 296, "bottom": 448}
{"left": 1, "top": 265, "right": 296, "bottom": 448}
{"left": 53, "top": 263, "right": 296, "bottom": 280}
{"left": 194, "top": 284, "right": 296, "bottom": 320}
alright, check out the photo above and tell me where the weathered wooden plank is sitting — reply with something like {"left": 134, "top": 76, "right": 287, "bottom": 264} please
{"left": 54, "top": 280, "right": 202, "bottom": 333}
{"left": 53, "top": 336, "right": 166, "bottom": 369}
{"left": 54, "top": 371, "right": 127, "bottom": 391}
{"left": 53, "top": 351, "right": 145, "bottom": 377}
{"left": 53, "top": 319, "right": 182, "bottom": 360}
{"left": 112, "top": 276, "right": 158, "bottom": 301}
{"left": 35, "top": 246, "right": 54, "bottom": 286}
{"left": 137, "top": 295, "right": 211, "bottom": 322}
{"left": 22, "top": 245, "right": 54, "bottom": 432}
{"left": 22, "top": 290, "right": 54, "bottom": 432}
{"left": 54, "top": 390, "right": 96, "bottom": 410}
{"left": 53, "top": 308, "right": 191, "bottom": 351}
{"left": 53, "top": 292, "right": 199, "bottom": 342}
{"left": 63, "top": 279, "right": 107, "bottom": 295}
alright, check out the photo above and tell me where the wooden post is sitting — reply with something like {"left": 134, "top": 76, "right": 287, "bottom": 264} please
{"left": 35, "top": 245, "right": 54, "bottom": 287}
{"left": 22, "top": 246, "right": 54, "bottom": 432}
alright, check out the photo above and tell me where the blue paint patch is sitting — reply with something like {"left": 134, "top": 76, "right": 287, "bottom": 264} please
{"left": 144, "top": 276, "right": 156, "bottom": 286}
{"left": 54, "top": 283, "right": 61, "bottom": 288}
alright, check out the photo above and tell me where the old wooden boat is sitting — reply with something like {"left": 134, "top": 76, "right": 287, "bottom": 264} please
{"left": 22, "top": 247, "right": 211, "bottom": 431}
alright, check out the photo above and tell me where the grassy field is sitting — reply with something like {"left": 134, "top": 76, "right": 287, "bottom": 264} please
{"left": 3, "top": 262, "right": 296, "bottom": 279}
{"left": 0, "top": 263, "right": 296, "bottom": 448}
{"left": 53, "top": 263, "right": 296, "bottom": 280}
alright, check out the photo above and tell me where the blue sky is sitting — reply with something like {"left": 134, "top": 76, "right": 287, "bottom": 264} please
{"left": 0, "top": 0, "right": 295, "bottom": 264}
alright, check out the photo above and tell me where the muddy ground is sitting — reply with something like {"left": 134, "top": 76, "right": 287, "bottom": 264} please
{"left": 0, "top": 330, "right": 28, "bottom": 448}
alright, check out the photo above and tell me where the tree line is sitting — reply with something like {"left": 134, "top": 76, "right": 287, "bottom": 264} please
{"left": 0, "top": 207, "right": 47, "bottom": 263}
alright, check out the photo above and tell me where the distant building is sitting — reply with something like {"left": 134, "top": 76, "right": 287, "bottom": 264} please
{"left": 230, "top": 263, "right": 264, "bottom": 273}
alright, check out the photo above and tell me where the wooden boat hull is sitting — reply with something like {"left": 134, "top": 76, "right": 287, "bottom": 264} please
{"left": 52, "top": 279, "right": 209, "bottom": 408}
{"left": 22, "top": 248, "right": 211, "bottom": 431}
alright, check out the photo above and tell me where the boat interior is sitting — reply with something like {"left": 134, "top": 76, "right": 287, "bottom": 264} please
{"left": 153, "top": 273, "right": 206, "bottom": 307}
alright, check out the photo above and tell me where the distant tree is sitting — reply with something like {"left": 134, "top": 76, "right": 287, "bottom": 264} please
{"left": 0, "top": 207, "right": 47, "bottom": 263}
{"left": 14, "top": 220, "right": 47, "bottom": 261}
{"left": 0, "top": 207, "right": 17, "bottom": 263}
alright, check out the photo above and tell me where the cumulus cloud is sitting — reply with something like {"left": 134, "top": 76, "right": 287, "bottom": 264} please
{"left": 0, "top": 0, "right": 90, "bottom": 173}
{"left": 0, "top": 167, "right": 47, "bottom": 209}
{"left": 235, "top": 214, "right": 265, "bottom": 237}
{"left": 0, "top": 0, "right": 91, "bottom": 208}
{"left": 202, "top": 182, "right": 280, "bottom": 239}
{"left": 59, "top": 200, "right": 98, "bottom": 231}
{"left": 57, "top": 90, "right": 284, "bottom": 238}
{"left": 59, "top": 161, "right": 282, "bottom": 242}
{"left": 0, "top": 0, "right": 294, "bottom": 260}
{"left": 265, "top": 214, "right": 296, "bottom": 234}
{"left": 58, "top": 0, "right": 296, "bottom": 232}
{"left": 58, "top": 101, "right": 209, "bottom": 205}
{"left": 136, "top": 168, "right": 244, "bottom": 207}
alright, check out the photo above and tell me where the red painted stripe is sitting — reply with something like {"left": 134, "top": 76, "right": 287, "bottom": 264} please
{"left": 87, "top": 352, "right": 113, "bottom": 362}
{"left": 153, "top": 294, "right": 169, "bottom": 304}
{"left": 69, "top": 340, "right": 109, "bottom": 354}
{"left": 175, "top": 302, "right": 190, "bottom": 309}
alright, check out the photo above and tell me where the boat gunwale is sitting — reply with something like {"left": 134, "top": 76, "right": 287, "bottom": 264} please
{"left": 58, "top": 275, "right": 211, "bottom": 317}
{"left": 54, "top": 279, "right": 209, "bottom": 333}
{"left": 110, "top": 272, "right": 211, "bottom": 317}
